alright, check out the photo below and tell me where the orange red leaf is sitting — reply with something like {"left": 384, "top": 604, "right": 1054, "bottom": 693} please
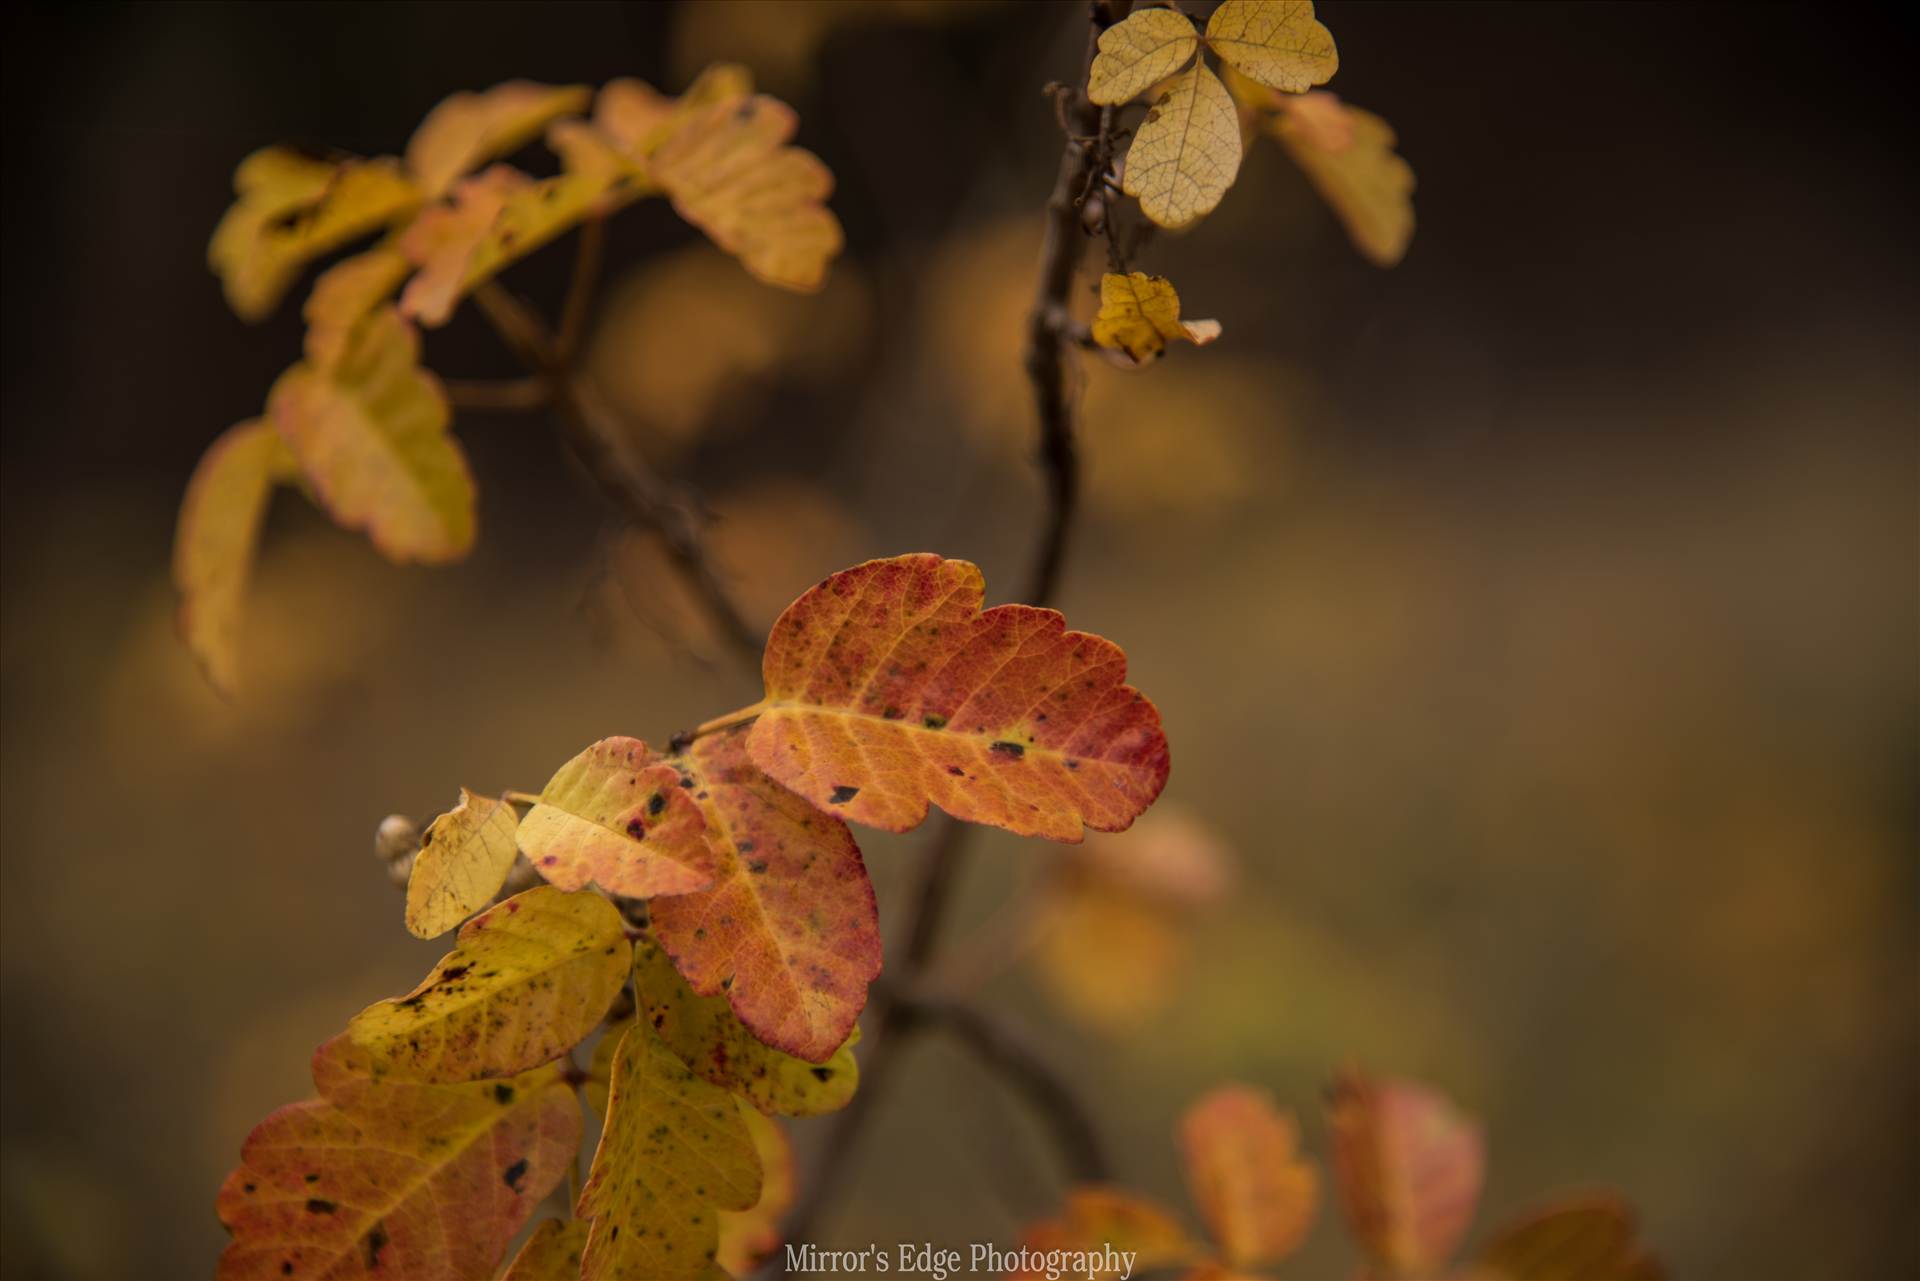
{"left": 1178, "top": 1085, "right": 1319, "bottom": 1266}
{"left": 1328, "top": 1069, "right": 1486, "bottom": 1277}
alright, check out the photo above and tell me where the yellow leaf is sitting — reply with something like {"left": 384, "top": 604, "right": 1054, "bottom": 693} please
{"left": 1203, "top": 0, "right": 1338, "bottom": 95}
{"left": 502, "top": 1219, "right": 592, "bottom": 1281}
{"left": 1012, "top": 1187, "right": 1197, "bottom": 1280}
{"left": 595, "top": 65, "right": 756, "bottom": 161}
{"left": 346, "top": 886, "right": 631, "bottom": 1082}
{"left": 301, "top": 244, "right": 412, "bottom": 370}
{"left": 172, "top": 420, "right": 297, "bottom": 695}
{"left": 1033, "top": 882, "right": 1186, "bottom": 1032}
{"left": 579, "top": 1024, "right": 761, "bottom": 1281}
{"left": 632, "top": 939, "right": 860, "bottom": 1117}
{"left": 405, "top": 787, "right": 523, "bottom": 939}
{"left": 1272, "top": 93, "right": 1415, "bottom": 267}
{"left": 1470, "top": 1195, "right": 1667, "bottom": 1280}
{"left": 267, "top": 305, "right": 476, "bottom": 563}
{"left": 1091, "top": 272, "right": 1222, "bottom": 364}
{"left": 1088, "top": 8, "right": 1200, "bottom": 106}
{"left": 1122, "top": 63, "right": 1242, "bottom": 230}
{"left": 1179, "top": 1085, "right": 1319, "bottom": 1266}
{"left": 209, "top": 147, "right": 419, "bottom": 322}
{"left": 716, "top": 1105, "right": 793, "bottom": 1277}
{"left": 519, "top": 736, "right": 717, "bottom": 898}
{"left": 405, "top": 80, "right": 592, "bottom": 197}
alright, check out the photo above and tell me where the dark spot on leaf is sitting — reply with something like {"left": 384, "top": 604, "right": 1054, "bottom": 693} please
{"left": 828, "top": 785, "right": 860, "bottom": 804}
{"left": 990, "top": 741, "right": 1025, "bottom": 758}
{"left": 811, "top": 1066, "right": 834, "bottom": 1082}
{"left": 746, "top": 859, "right": 768, "bottom": 874}
{"left": 503, "top": 1158, "right": 529, "bottom": 1190}
{"left": 306, "top": 1198, "right": 336, "bottom": 1215}
{"left": 626, "top": 817, "right": 647, "bottom": 840}
{"left": 649, "top": 793, "right": 666, "bottom": 816}
{"left": 947, "top": 765, "right": 964, "bottom": 776}
{"left": 303, "top": 1172, "right": 319, "bottom": 1183}
{"left": 363, "top": 1222, "right": 389, "bottom": 1268}
{"left": 493, "top": 1083, "right": 516, "bottom": 1105}
{"left": 438, "top": 964, "right": 471, "bottom": 982}
{"left": 923, "top": 714, "right": 947, "bottom": 729}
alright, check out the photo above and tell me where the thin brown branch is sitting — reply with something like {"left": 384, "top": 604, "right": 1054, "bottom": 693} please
{"left": 557, "top": 213, "right": 605, "bottom": 362}
{"left": 443, "top": 377, "right": 551, "bottom": 412}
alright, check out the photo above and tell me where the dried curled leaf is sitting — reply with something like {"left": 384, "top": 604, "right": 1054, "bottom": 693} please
{"left": 302, "top": 244, "right": 413, "bottom": 370}
{"left": 652, "top": 728, "right": 881, "bottom": 1062}
{"left": 216, "top": 1044, "right": 578, "bottom": 1281}
{"left": 501, "top": 1219, "right": 592, "bottom": 1281}
{"left": 1089, "top": 8, "right": 1200, "bottom": 106}
{"left": 346, "top": 886, "right": 630, "bottom": 1082}
{"left": 1272, "top": 93, "right": 1415, "bottom": 267}
{"left": 1012, "top": 1187, "right": 1197, "bottom": 1281}
{"left": 209, "top": 147, "right": 420, "bottom": 322}
{"left": 518, "top": 736, "right": 716, "bottom": 898}
{"left": 267, "top": 305, "right": 475, "bottom": 564}
{"left": 1329, "top": 1070, "right": 1487, "bottom": 1277}
{"left": 405, "top": 788, "right": 522, "bottom": 939}
{"left": 717, "top": 1105, "right": 794, "bottom": 1277}
{"left": 748, "top": 554, "right": 1171, "bottom": 841}
{"left": 406, "top": 80, "right": 592, "bottom": 197}
{"left": 1470, "top": 1195, "right": 1666, "bottom": 1281}
{"left": 173, "top": 419, "right": 297, "bottom": 695}
{"left": 632, "top": 938, "right": 860, "bottom": 1116}
{"left": 1179, "top": 1085, "right": 1319, "bottom": 1266}
{"left": 1122, "top": 63, "right": 1242, "bottom": 230}
{"left": 1203, "top": 0, "right": 1338, "bottom": 95}
{"left": 1091, "top": 272, "right": 1222, "bottom": 364}
{"left": 579, "top": 1024, "right": 761, "bottom": 1281}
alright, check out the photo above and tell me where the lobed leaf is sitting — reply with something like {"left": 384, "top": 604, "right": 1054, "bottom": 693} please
{"left": 579, "top": 1023, "right": 762, "bottom": 1281}
{"left": 1011, "top": 1187, "right": 1196, "bottom": 1281}
{"left": 632, "top": 938, "right": 861, "bottom": 1115}
{"left": 1470, "top": 1195, "right": 1666, "bottom": 1281}
{"left": 1090, "top": 272, "right": 1222, "bottom": 364}
{"left": 302, "top": 245, "right": 413, "bottom": 370}
{"left": 268, "top": 305, "right": 476, "bottom": 564}
{"left": 1121, "top": 63, "right": 1242, "bottom": 230}
{"left": 1271, "top": 93, "right": 1415, "bottom": 267}
{"left": 594, "top": 65, "right": 756, "bottom": 161}
{"left": 1328, "top": 1070, "right": 1486, "bottom": 1277}
{"left": 1202, "top": 0, "right": 1338, "bottom": 95}
{"left": 1179, "top": 1085, "right": 1319, "bottom": 1266}
{"left": 1088, "top": 8, "right": 1200, "bottom": 107}
{"left": 405, "top": 787, "right": 523, "bottom": 939}
{"left": 405, "top": 80, "right": 592, "bottom": 198}
{"left": 748, "top": 554, "right": 1170, "bottom": 842}
{"left": 346, "top": 886, "right": 630, "bottom": 1082}
{"left": 172, "top": 419, "right": 297, "bottom": 695}
{"left": 716, "top": 1104, "right": 795, "bottom": 1277}
{"left": 518, "top": 736, "right": 716, "bottom": 898}
{"left": 501, "top": 1219, "right": 592, "bottom": 1281}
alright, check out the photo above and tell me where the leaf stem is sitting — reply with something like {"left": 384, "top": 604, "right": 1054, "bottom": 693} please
{"left": 444, "top": 377, "right": 552, "bottom": 412}
{"left": 670, "top": 699, "right": 770, "bottom": 753}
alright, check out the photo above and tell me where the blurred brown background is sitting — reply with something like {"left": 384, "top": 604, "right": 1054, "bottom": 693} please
{"left": 2, "top": 2, "right": 1915, "bottom": 1278}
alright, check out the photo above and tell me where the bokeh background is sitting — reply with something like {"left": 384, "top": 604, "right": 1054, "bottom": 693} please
{"left": 3, "top": 2, "right": 1914, "bottom": 1278}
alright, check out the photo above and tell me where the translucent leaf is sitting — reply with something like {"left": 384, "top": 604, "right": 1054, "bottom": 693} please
{"left": 1470, "top": 1195, "right": 1666, "bottom": 1281}
{"left": 1202, "top": 0, "right": 1338, "bottom": 95}
{"left": 345, "top": 886, "right": 630, "bottom": 1082}
{"left": 1272, "top": 93, "right": 1415, "bottom": 267}
{"left": 748, "top": 554, "right": 1171, "bottom": 841}
{"left": 501, "top": 1219, "right": 591, "bottom": 1281}
{"left": 716, "top": 1105, "right": 793, "bottom": 1277}
{"left": 1088, "top": 8, "right": 1200, "bottom": 106}
{"left": 1179, "top": 1085, "right": 1319, "bottom": 1266}
{"left": 632, "top": 938, "right": 860, "bottom": 1115}
{"left": 653, "top": 729, "right": 880, "bottom": 1061}
{"left": 1329, "top": 1070, "right": 1486, "bottom": 1277}
{"left": 406, "top": 80, "right": 592, "bottom": 198}
{"left": 1012, "top": 1187, "right": 1196, "bottom": 1280}
{"left": 215, "top": 1044, "right": 577, "bottom": 1280}
{"left": 1122, "top": 63, "right": 1242, "bottom": 230}
{"left": 209, "top": 147, "right": 419, "bottom": 322}
{"left": 267, "top": 306, "right": 476, "bottom": 563}
{"left": 595, "top": 65, "right": 756, "bottom": 160}
{"left": 579, "top": 1024, "right": 761, "bottom": 1281}
{"left": 1091, "top": 272, "right": 1222, "bottom": 364}
{"left": 519, "top": 736, "right": 717, "bottom": 898}
{"left": 405, "top": 787, "right": 522, "bottom": 939}
{"left": 172, "top": 420, "right": 297, "bottom": 695}
{"left": 302, "top": 244, "right": 412, "bottom": 370}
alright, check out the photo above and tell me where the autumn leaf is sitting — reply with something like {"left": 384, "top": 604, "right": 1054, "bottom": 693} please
{"left": 405, "top": 80, "right": 592, "bottom": 198}
{"left": 1091, "top": 272, "right": 1222, "bottom": 364}
{"left": 501, "top": 1219, "right": 592, "bottom": 1281}
{"left": 405, "top": 788, "right": 523, "bottom": 939}
{"left": 302, "top": 244, "right": 413, "bottom": 370}
{"left": 717, "top": 1104, "right": 794, "bottom": 1277}
{"left": 209, "top": 147, "right": 419, "bottom": 322}
{"left": 1329, "top": 1070, "right": 1487, "bottom": 1278}
{"left": 747, "top": 554, "right": 1170, "bottom": 841}
{"left": 1012, "top": 1187, "right": 1197, "bottom": 1281}
{"left": 1122, "top": 63, "right": 1242, "bottom": 230}
{"left": 632, "top": 938, "right": 861, "bottom": 1116}
{"left": 579, "top": 1023, "right": 762, "bottom": 1281}
{"left": 594, "top": 65, "right": 756, "bottom": 161}
{"left": 1088, "top": 8, "right": 1201, "bottom": 107}
{"left": 1202, "top": 0, "right": 1338, "bottom": 95}
{"left": 216, "top": 1043, "right": 578, "bottom": 1280}
{"left": 653, "top": 728, "right": 881, "bottom": 1062}
{"left": 1470, "top": 1195, "right": 1666, "bottom": 1281}
{"left": 267, "top": 305, "right": 476, "bottom": 563}
{"left": 518, "top": 736, "right": 717, "bottom": 898}
{"left": 346, "top": 886, "right": 630, "bottom": 1082}
{"left": 1179, "top": 1085, "right": 1319, "bottom": 1267}
{"left": 1272, "top": 93, "right": 1415, "bottom": 266}
{"left": 172, "top": 419, "right": 298, "bottom": 695}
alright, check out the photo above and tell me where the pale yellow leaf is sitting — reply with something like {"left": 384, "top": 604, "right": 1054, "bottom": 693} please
{"left": 1203, "top": 0, "right": 1338, "bottom": 94}
{"left": 406, "top": 80, "right": 592, "bottom": 197}
{"left": 1090, "top": 272, "right": 1222, "bottom": 364}
{"left": 267, "top": 306, "right": 475, "bottom": 563}
{"left": 405, "top": 788, "right": 523, "bottom": 939}
{"left": 1122, "top": 63, "right": 1242, "bottom": 229}
{"left": 1273, "top": 94, "right": 1416, "bottom": 267}
{"left": 172, "top": 420, "right": 298, "bottom": 695}
{"left": 716, "top": 1105, "right": 793, "bottom": 1277}
{"left": 302, "top": 243, "right": 412, "bottom": 370}
{"left": 501, "top": 1218, "right": 592, "bottom": 1281}
{"left": 1089, "top": 8, "right": 1200, "bottom": 106}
